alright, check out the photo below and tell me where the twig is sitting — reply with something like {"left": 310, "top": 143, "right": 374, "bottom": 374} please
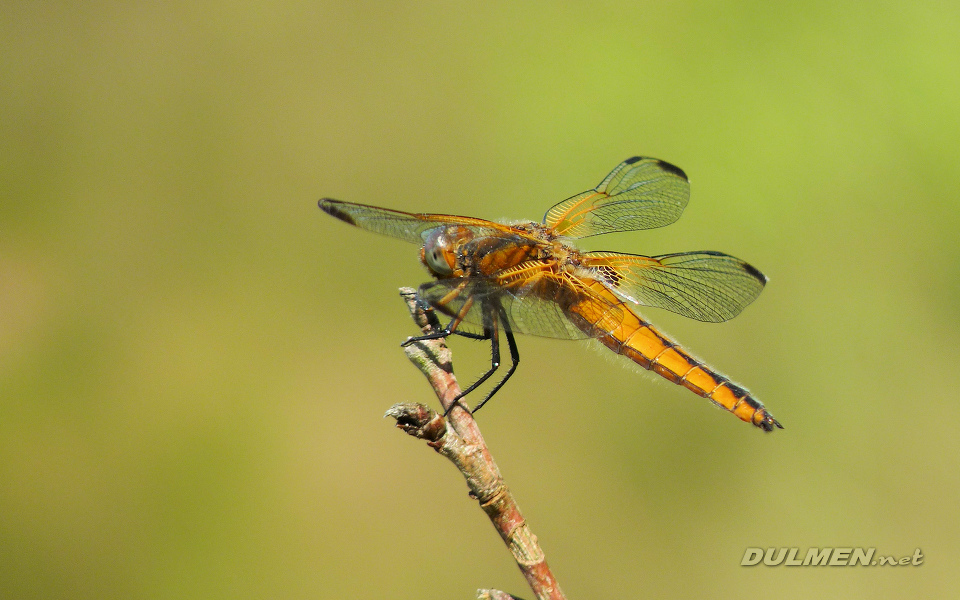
{"left": 384, "top": 288, "right": 566, "bottom": 600}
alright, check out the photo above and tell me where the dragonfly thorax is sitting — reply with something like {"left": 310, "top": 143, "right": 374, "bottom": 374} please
{"left": 421, "top": 223, "right": 552, "bottom": 280}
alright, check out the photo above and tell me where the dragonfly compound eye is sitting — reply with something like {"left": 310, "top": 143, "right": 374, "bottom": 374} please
{"left": 421, "top": 229, "right": 455, "bottom": 276}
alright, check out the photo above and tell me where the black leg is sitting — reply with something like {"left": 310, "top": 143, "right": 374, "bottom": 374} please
{"left": 471, "top": 304, "right": 520, "bottom": 414}
{"left": 442, "top": 304, "right": 502, "bottom": 416}
{"left": 402, "top": 284, "right": 474, "bottom": 346}
{"left": 412, "top": 296, "right": 486, "bottom": 340}
{"left": 403, "top": 295, "right": 489, "bottom": 345}
{"left": 406, "top": 296, "right": 522, "bottom": 416}
{"left": 401, "top": 315, "right": 461, "bottom": 346}
{"left": 401, "top": 319, "right": 490, "bottom": 345}
{"left": 451, "top": 330, "right": 489, "bottom": 341}
{"left": 417, "top": 296, "right": 444, "bottom": 331}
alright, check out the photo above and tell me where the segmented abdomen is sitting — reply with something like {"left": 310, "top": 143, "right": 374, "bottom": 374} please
{"left": 569, "top": 280, "right": 781, "bottom": 432}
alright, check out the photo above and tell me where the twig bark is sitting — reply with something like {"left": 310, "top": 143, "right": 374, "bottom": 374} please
{"left": 384, "top": 288, "right": 566, "bottom": 600}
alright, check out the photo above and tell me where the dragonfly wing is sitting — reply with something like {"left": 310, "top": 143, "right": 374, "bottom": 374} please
{"left": 543, "top": 157, "right": 690, "bottom": 238}
{"left": 319, "top": 198, "right": 502, "bottom": 244}
{"left": 582, "top": 251, "right": 767, "bottom": 322}
{"left": 418, "top": 270, "right": 625, "bottom": 340}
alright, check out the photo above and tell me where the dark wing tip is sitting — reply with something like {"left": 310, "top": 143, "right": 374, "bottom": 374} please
{"left": 742, "top": 261, "right": 769, "bottom": 285}
{"left": 654, "top": 159, "right": 688, "bottom": 181}
{"left": 317, "top": 198, "right": 357, "bottom": 226}
{"left": 624, "top": 156, "right": 643, "bottom": 165}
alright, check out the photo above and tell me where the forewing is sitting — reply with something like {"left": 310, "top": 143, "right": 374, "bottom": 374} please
{"left": 583, "top": 251, "right": 767, "bottom": 322}
{"left": 319, "top": 198, "right": 502, "bottom": 244}
{"left": 417, "top": 269, "right": 626, "bottom": 340}
{"left": 543, "top": 157, "right": 690, "bottom": 238}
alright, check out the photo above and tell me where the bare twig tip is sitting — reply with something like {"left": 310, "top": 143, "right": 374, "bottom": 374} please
{"left": 477, "top": 590, "right": 526, "bottom": 600}
{"left": 384, "top": 403, "right": 446, "bottom": 443}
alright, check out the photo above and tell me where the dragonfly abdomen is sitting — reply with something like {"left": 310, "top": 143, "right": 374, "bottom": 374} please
{"left": 600, "top": 319, "right": 781, "bottom": 432}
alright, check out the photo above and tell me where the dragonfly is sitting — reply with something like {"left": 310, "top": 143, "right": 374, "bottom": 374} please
{"left": 319, "top": 157, "right": 781, "bottom": 431}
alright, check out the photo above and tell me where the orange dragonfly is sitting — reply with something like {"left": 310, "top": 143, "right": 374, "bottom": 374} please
{"left": 319, "top": 157, "right": 781, "bottom": 431}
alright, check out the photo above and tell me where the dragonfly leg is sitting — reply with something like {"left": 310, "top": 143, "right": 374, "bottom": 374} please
{"left": 443, "top": 304, "right": 502, "bottom": 416}
{"left": 451, "top": 330, "right": 489, "bottom": 341}
{"left": 471, "top": 305, "right": 520, "bottom": 414}
{"left": 414, "top": 296, "right": 444, "bottom": 331}
{"left": 410, "top": 294, "right": 485, "bottom": 339}
{"left": 400, "top": 317, "right": 488, "bottom": 344}
{"left": 401, "top": 292, "right": 475, "bottom": 346}
{"left": 401, "top": 316, "right": 462, "bottom": 345}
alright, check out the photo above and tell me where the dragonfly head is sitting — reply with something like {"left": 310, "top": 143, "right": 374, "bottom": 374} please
{"left": 420, "top": 227, "right": 459, "bottom": 278}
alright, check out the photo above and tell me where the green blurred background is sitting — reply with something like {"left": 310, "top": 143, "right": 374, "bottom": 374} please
{"left": 3, "top": 2, "right": 959, "bottom": 598}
